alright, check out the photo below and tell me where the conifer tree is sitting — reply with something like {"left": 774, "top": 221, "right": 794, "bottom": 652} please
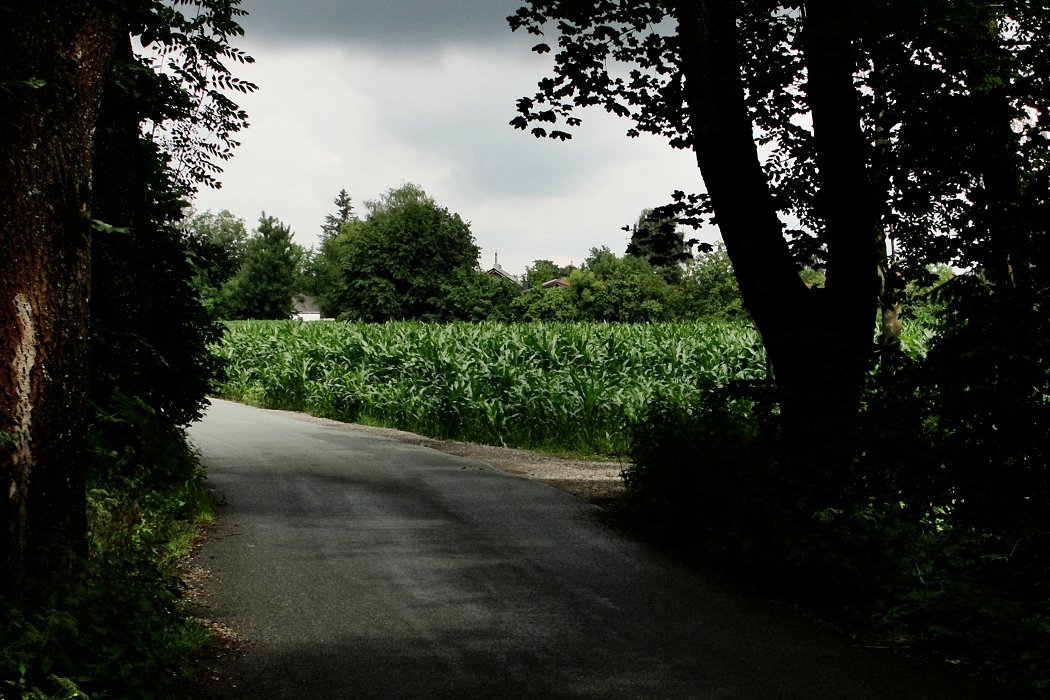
{"left": 321, "top": 188, "right": 356, "bottom": 240}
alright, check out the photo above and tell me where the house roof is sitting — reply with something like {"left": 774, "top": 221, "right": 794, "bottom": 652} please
{"left": 486, "top": 263, "right": 521, "bottom": 285}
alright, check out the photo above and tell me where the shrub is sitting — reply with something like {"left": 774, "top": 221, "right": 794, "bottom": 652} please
{"left": 0, "top": 398, "right": 212, "bottom": 699}
{"left": 621, "top": 382, "right": 783, "bottom": 567}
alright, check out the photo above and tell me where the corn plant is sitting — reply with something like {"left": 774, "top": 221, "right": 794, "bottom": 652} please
{"left": 214, "top": 320, "right": 767, "bottom": 456}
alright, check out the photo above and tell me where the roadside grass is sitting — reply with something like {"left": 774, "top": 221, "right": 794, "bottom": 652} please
{"left": 1, "top": 397, "right": 214, "bottom": 699}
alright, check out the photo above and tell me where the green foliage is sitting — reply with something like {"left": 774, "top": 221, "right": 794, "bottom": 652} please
{"left": 304, "top": 189, "right": 361, "bottom": 301}
{"left": 184, "top": 209, "right": 249, "bottom": 318}
{"left": 892, "top": 265, "right": 953, "bottom": 358}
{"left": 625, "top": 208, "right": 695, "bottom": 282}
{"left": 570, "top": 265, "right": 671, "bottom": 322}
{"left": 671, "top": 245, "right": 746, "bottom": 320}
{"left": 436, "top": 268, "right": 523, "bottom": 322}
{"left": 509, "top": 247, "right": 753, "bottom": 323}
{"left": 320, "top": 188, "right": 357, "bottom": 241}
{"left": 223, "top": 213, "right": 301, "bottom": 320}
{"left": 133, "top": 0, "right": 257, "bottom": 195}
{"left": 920, "top": 275, "right": 1050, "bottom": 533}
{"left": 308, "top": 219, "right": 760, "bottom": 326}
{"left": 536, "top": 247, "right": 673, "bottom": 323}
{"left": 314, "top": 184, "right": 484, "bottom": 321}
{"left": 622, "top": 384, "right": 780, "bottom": 564}
{"left": 91, "top": 0, "right": 251, "bottom": 426}
{"left": 311, "top": 225, "right": 351, "bottom": 317}
{"left": 0, "top": 398, "right": 211, "bottom": 699}
{"left": 523, "top": 259, "right": 573, "bottom": 290}
{"left": 215, "top": 319, "right": 766, "bottom": 456}
{"left": 91, "top": 212, "right": 224, "bottom": 428}
{"left": 510, "top": 285, "right": 577, "bottom": 321}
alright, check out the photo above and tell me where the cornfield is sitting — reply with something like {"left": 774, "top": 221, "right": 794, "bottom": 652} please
{"left": 214, "top": 320, "right": 767, "bottom": 456}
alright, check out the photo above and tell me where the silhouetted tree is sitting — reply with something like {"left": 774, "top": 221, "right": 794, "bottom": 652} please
{"left": 321, "top": 188, "right": 356, "bottom": 241}
{"left": 509, "top": 0, "right": 1050, "bottom": 507}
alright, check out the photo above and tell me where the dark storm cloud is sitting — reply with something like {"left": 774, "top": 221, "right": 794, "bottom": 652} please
{"left": 238, "top": 0, "right": 524, "bottom": 49}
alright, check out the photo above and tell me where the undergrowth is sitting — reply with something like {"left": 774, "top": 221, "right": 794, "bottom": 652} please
{"left": 620, "top": 376, "right": 1048, "bottom": 697}
{"left": 1, "top": 394, "right": 213, "bottom": 699}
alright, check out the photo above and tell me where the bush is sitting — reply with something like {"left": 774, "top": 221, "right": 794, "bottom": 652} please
{"left": 621, "top": 382, "right": 783, "bottom": 567}
{"left": 623, "top": 367, "right": 1049, "bottom": 695}
{"left": 0, "top": 398, "right": 212, "bottom": 699}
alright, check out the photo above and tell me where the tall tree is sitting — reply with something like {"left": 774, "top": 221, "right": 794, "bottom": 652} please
{"left": 184, "top": 209, "right": 250, "bottom": 317}
{"left": 676, "top": 0, "right": 879, "bottom": 494}
{"left": 0, "top": 1, "right": 123, "bottom": 580}
{"left": 1, "top": 0, "right": 253, "bottom": 580}
{"left": 625, "top": 208, "right": 694, "bottom": 282}
{"left": 321, "top": 188, "right": 357, "bottom": 240}
{"left": 508, "top": 1, "right": 1050, "bottom": 506}
{"left": 306, "top": 189, "right": 358, "bottom": 303}
{"left": 224, "top": 213, "right": 301, "bottom": 320}
{"left": 320, "top": 184, "right": 482, "bottom": 321}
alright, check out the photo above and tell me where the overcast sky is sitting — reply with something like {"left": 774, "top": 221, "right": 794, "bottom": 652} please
{"left": 191, "top": 0, "right": 711, "bottom": 276}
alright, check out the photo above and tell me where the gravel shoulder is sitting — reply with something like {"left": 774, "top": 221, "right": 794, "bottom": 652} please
{"left": 283, "top": 410, "right": 629, "bottom": 506}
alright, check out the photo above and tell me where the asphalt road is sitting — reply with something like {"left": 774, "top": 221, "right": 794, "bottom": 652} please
{"left": 187, "top": 399, "right": 995, "bottom": 699}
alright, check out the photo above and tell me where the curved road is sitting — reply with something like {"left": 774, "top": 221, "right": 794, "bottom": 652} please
{"left": 188, "top": 399, "right": 994, "bottom": 699}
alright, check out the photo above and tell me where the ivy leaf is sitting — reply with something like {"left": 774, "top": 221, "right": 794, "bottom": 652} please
{"left": 91, "top": 219, "right": 130, "bottom": 235}
{"left": 0, "top": 78, "right": 46, "bottom": 94}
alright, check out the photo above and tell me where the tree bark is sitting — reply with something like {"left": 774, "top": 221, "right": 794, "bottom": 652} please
{"left": 673, "top": 1, "right": 880, "bottom": 505}
{"left": 0, "top": 1, "right": 120, "bottom": 582}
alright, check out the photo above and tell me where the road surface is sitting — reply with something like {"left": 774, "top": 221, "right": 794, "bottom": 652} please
{"left": 187, "top": 399, "right": 994, "bottom": 699}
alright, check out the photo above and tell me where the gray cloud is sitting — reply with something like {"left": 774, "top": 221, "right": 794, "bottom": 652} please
{"left": 194, "top": 1, "right": 709, "bottom": 275}
{"left": 237, "top": 0, "right": 524, "bottom": 50}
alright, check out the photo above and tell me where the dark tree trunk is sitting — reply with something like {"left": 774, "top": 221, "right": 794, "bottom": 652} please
{"left": 0, "top": 1, "right": 120, "bottom": 583}
{"left": 869, "top": 66, "right": 903, "bottom": 353}
{"left": 673, "top": 1, "right": 880, "bottom": 506}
